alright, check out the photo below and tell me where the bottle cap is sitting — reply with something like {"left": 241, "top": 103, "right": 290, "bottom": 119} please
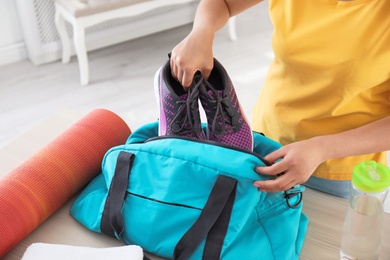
{"left": 352, "top": 161, "right": 390, "bottom": 193}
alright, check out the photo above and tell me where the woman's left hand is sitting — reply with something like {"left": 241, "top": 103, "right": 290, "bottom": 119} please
{"left": 253, "top": 138, "right": 326, "bottom": 192}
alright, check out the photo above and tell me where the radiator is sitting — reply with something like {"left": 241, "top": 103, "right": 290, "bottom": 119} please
{"left": 15, "top": 0, "right": 199, "bottom": 65}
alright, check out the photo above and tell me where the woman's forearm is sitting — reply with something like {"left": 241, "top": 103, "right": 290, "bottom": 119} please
{"left": 191, "top": 0, "right": 263, "bottom": 35}
{"left": 314, "top": 116, "right": 390, "bottom": 162}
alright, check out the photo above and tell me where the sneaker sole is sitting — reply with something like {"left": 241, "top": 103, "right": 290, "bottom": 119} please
{"left": 153, "top": 66, "right": 164, "bottom": 136}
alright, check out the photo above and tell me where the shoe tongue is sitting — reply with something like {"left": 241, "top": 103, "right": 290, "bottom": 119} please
{"left": 179, "top": 92, "right": 188, "bottom": 101}
{"left": 207, "top": 89, "right": 223, "bottom": 98}
{"left": 206, "top": 89, "right": 235, "bottom": 126}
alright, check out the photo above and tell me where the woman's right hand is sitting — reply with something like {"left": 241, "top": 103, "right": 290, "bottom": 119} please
{"left": 169, "top": 0, "right": 262, "bottom": 89}
{"left": 170, "top": 28, "right": 215, "bottom": 89}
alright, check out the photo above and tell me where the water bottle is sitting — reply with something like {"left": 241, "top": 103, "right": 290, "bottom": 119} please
{"left": 340, "top": 161, "right": 390, "bottom": 260}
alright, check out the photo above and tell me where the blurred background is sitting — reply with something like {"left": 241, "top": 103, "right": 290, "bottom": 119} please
{"left": 0, "top": 0, "right": 273, "bottom": 149}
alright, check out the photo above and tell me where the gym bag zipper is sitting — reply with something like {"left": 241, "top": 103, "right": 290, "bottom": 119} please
{"left": 138, "top": 135, "right": 303, "bottom": 209}
{"left": 143, "top": 135, "right": 273, "bottom": 166}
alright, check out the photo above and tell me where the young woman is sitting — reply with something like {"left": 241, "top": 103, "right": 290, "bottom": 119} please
{"left": 169, "top": 0, "right": 390, "bottom": 198}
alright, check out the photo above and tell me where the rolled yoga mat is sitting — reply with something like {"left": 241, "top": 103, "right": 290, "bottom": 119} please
{"left": 0, "top": 109, "right": 131, "bottom": 258}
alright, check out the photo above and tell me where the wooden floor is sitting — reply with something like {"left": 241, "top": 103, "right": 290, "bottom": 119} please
{"left": 0, "top": 2, "right": 389, "bottom": 210}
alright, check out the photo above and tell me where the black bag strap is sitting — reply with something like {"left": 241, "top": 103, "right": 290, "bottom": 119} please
{"left": 174, "top": 175, "right": 237, "bottom": 260}
{"left": 101, "top": 151, "right": 134, "bottom": 242}
{"left": 101, "top": 151, "right": 237, "bottom": 260}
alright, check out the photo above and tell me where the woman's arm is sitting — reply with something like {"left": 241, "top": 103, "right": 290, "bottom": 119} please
{"left": 254, "top": 115, "right": 390, "bottom": 192}
{"left": 170, "top": 0, "right": 263, "bottom": 88}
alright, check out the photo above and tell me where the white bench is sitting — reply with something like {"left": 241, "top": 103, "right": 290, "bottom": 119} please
{"left": 54, "top": 0, "right": 237, "bottom": 85}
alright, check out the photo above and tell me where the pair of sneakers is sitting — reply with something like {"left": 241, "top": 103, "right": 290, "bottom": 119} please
{"left": 154, "top": 58, "right": 253, "bottom": 152}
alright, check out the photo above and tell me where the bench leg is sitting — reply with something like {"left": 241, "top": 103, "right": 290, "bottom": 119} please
{"left": 73, "top": 24, "right": 89, "bottom": 86}
{"left": 228, "top": 17, "right": 237, "bottom": 41}
{"left": 54, "top": 8, "right": 71, "bottom": 63}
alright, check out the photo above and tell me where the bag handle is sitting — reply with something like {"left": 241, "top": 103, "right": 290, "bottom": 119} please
{"left": 101, "top": 151, "right": 134, "bottom": 242}
{"left": 174, "top": 175, "right": 237, "bottom": 260}
{"left": 101, "top": 151, "right": 237, "bottom": 260}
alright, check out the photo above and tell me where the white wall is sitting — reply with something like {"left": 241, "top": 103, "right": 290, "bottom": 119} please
{"left": 0, "top": 0, "right": 27, "bottom": 66}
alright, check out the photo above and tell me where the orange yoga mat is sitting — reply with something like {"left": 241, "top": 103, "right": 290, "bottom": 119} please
{"left": 0, "top": 109, "right": 131, "bottom": 258}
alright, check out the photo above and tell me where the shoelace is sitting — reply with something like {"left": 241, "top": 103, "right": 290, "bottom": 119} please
{"left": 170, "top": 75, "right": 203, "bottom": 136}
{"left": 201, "top": 79, "right": 239, "bottom": 138}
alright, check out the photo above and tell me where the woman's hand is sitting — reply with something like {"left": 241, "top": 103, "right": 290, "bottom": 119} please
{"left": 169, "top": 0, "right": 263, "bottom": 88}
{"left": 170, "top": 29, "right": 214, "bottom": 89}
{"left": 253, "top": 138, "right": 326, "bottom": 192}
{"left": 254, "top": 115, "right": 390, "bottom": 192}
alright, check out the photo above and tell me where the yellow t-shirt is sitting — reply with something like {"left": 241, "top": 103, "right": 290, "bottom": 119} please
{"left": 252, "top": 0, "right": 390, "bottom": 180}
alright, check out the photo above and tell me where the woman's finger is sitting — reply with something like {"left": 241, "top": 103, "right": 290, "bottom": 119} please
{"left": 182, "top": 71, "right": 194, "bottom": 89}
{"left": 263, "top": 148, "right": 286, "bottom": 164}
{"left": 255, "top": 159, "right": 287, "bottom": 176}
{"left": 253, "top": 173, "right": 297, "bottom": 192}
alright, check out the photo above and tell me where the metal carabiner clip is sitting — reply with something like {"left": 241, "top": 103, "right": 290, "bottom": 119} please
{"left": 284, "top": 185, "right": 304, "bottom": 209}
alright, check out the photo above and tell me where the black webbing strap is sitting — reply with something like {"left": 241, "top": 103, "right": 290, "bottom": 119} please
{"left": 101, "top": 151, "right": 134, "bottom": 242}
{"left": 202, "top": 180, "right": 236, "bottom": 260}
{"left": 173, "top": 175, "right": 237, "bottom": 260}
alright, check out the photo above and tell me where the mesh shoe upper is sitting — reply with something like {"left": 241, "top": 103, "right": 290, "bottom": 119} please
{"left": 157, "top": 60, "right": 206, "bottom": 139}
{"left": 199, "top": 58, "right": 253, "bottom": 151}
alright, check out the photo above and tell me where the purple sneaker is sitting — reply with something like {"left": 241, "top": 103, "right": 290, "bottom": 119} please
{"left": 155, "top": 60, "right": 206, "bottom": 139}
{"left": 199, "top": 58, "right": 253, "bottom": 151}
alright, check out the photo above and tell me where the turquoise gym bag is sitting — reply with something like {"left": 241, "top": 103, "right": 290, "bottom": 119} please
{"left": 71, "top": 121, "right": 308, "bottom": 259}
